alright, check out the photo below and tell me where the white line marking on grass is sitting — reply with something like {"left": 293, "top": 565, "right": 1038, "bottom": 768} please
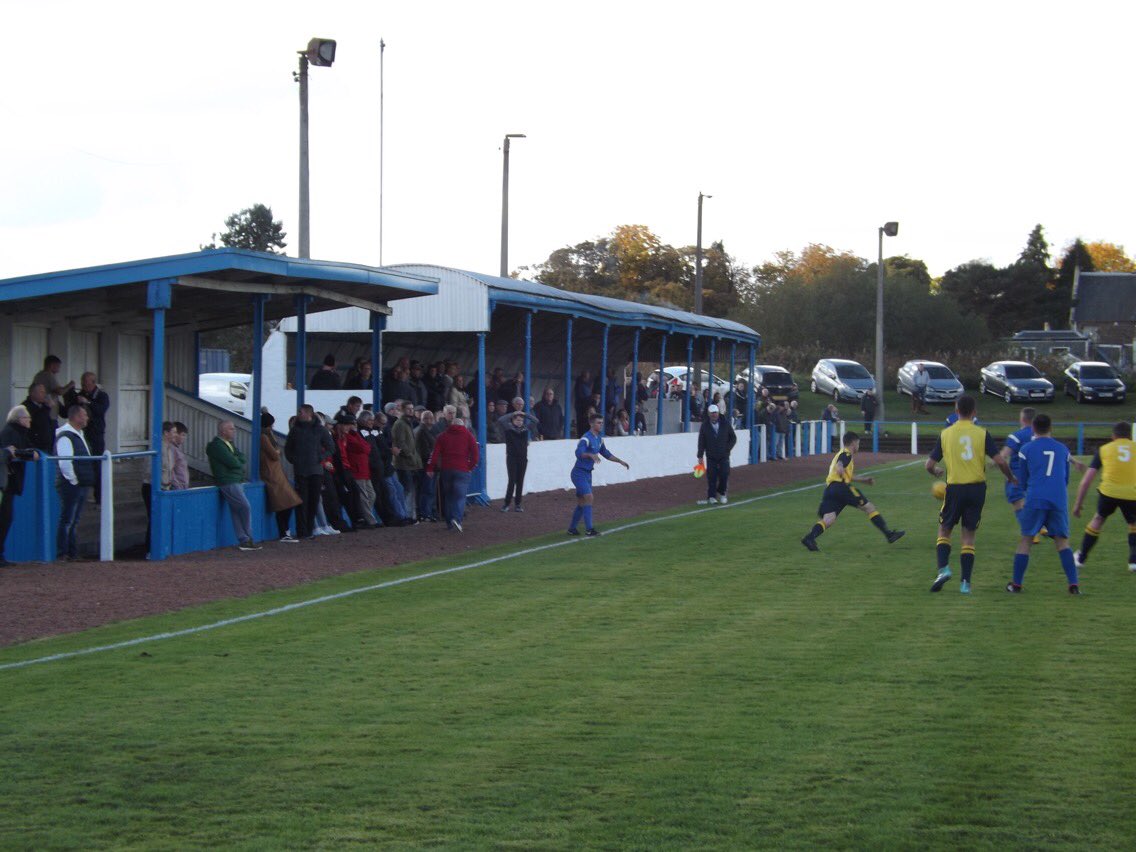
{"left": 0, "top": 460, "right": 921, "bottom": 672}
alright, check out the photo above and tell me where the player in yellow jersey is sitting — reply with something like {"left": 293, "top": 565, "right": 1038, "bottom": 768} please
{"left": 925, "top": 394, "right": 1015, "bottom": 593}
{"left": 800, "top": 431, "right": 905, "bottom": 551}
{"left": 1072, "top": 421, "right": 1136, "bottom": 571}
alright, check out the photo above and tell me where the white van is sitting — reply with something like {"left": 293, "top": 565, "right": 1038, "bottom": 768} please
{"left": 198, "top": 372, "right": 251, "bottom": 416}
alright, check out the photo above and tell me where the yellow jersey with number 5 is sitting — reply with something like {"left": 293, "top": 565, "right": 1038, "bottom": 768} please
{"left": 932, "top": 419, "right": 998, "bottom": 485}
{"left": 1096, "top": 438, "right": 1136, "bottom": 500}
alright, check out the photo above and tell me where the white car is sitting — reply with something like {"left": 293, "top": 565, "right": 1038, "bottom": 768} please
{"left": 199, "top": 372, "right": 251, "bottom": 416}
{"left": 647, "top": 366, "right": 731, "bottom": 400}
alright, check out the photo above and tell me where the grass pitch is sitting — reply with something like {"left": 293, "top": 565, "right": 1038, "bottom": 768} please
{"left": 2, "top": 461, "right": 1135, "bottom": 849}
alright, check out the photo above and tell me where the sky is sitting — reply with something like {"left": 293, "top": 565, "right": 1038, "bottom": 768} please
{"left": 2, "top": 0, "right": 1132, "bottom": 283}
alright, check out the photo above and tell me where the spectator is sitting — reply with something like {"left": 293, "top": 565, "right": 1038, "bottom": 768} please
{"left": 62, "top": 371, "right": 111, "bottom": 503}
{"left": 912, "top": 363, "right": 930, "bottom": 415}
{"left": 141, "top": 421, "right": 176, "bottom": 554}
{"left": 696, "top": 403, "right": 737, "bottom": 505}
{"left": 415, "top": 410, "right": 439, "bottom": 522}
{"left": 774, "top": 402, "right": 791, "bottom": 460}
{"left": 634, "top": 401, "right": 647, "bottom": 436}
{"left": 31, "top": 354, "right": 74, "bottom": 418}
{"left": 343, "top": 358, "right": 374, "bottom": 391}
{"left": 498, "top": 371, "right": 523, "bottom": 404}
{"left": 1, "top": 406, "right": 39, "bottom": 566}
{"left": 487, "top": 400, "right": 509, "bottom": 443}
{"left": 406, "top": 362, "right": 428, "bottom": 408}
{"left": 447, "top": 374, "right": 470, "bottom": 410}
{"left": 434, "top": 404, "right": 457, "bottom": 437}
{"left": 822, "top": 403, "right": 841, "bottom": 451}
{"left": 334, "top": 413, "right": 376, "bottom": 529}
{"left": 689, "top": 384, "right": 703, "bottom": 421}
{"left": 425, "top": 364, "right": 447, "bottom": 412}
{"left": 860, "top": 389, "right": 877, "bottom": 434}
{"left": 337, "top": 395, "right": 364, "bottom": 422}
{"left": 533, "top": 388, "right": 564, "bottom": 440}
{"left": 613, "top": 408, "right": 631, "bottom": 437}
{"left": 358, "top": 410, "right": 393, "bottom": 525}
{"left": 206, "top": 420, "right": 261, "bottom": 551}
{"left": 310, "top": 354, "right": 341, "bottom": 390}
{"left": 499, "top": 407, "right": 539, "bottom": 512}
{"left": 386, "top": 367, "right": 414, "bottom": 408}
{"left": 788, "top": 400, "right": 802, "bottom": 457}
{"left": 387, "top": 356, "right": 410, "bottom": 384}
{"left": 55, "top": 404, "right": 94, "bottom": 561}
{"left": 23, "top": 383, "right": 56, "bottom": 454}
{"left": 259, "top": 411, "right": 302, "bottom": 543}
{"left": 285, "top": 404, "right": 333, "bottom": 539}
{"left": 374, "top": 412, "right": 413, "bottom": 526}
{"left": 574, "top": 371, "right": 593, "bottom": 438}
{"left": 391, "top": 400, "right": 423, "bottom": 519}
{"left": 765, "top": 403, "right": 780, "bottom": 459}
{"left": 427, "top": 415, "right": 479, "bottom": 532}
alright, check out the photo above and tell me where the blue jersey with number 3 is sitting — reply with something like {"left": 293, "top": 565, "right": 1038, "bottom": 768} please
{"left": 1018, "top": 436, "right": 1070, "bottom": 510}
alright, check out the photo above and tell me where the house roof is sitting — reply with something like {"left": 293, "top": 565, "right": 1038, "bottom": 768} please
{"left": 1075, "top": 272, "right": 1136, "bottom": 323}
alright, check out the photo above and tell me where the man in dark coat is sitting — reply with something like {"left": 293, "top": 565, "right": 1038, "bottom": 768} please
{"left": 64, "top": 371, "right": 111, "bottom": 503}
{"left": 533, "top": 388, "right": 564, "bottom": 440}
{"left": 285, "top": 404, "right": 335, "bottom": 538}
{"left": 696, "top": 404, "right": 737, "bottom": 505}
{"left": 310, "top": 354, "right": 341, "bottom": 390}
{"left": 23, "top": 383, "right": 57, "bottom": 454}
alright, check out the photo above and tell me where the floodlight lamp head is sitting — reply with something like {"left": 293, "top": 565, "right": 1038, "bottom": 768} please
{"left": 306, "top": 38, "right": 337, "bottom": 67}
{"left": 882, "top": 221, "right": 899, "bottom": 237}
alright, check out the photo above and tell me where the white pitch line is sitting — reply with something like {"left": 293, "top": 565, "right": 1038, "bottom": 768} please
{"left": 0, "top": 460, "right": 921, "bottom": 672}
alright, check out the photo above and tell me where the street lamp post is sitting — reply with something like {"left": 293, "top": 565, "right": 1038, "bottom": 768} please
{"left": 296, "top": 38, "right": 337, "bottom": 260}
{"left": 500, "top": 133, "right": 526, "bottom": 277}
{"left": 876, "top": 221, "right": 899, "bottom": 424}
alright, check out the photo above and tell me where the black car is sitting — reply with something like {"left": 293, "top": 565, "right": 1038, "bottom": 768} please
{"left": 739, "top": 364, "right": 799, "bottom": 403}
{"left": 978, "top": 361, "right": 1054, "bottom": 403}
{"left": 1063, "top": 362, "right": 1127, "bottom": 404}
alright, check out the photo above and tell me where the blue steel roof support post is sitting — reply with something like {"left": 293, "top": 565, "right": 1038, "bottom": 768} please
{"left": 294, "top": 294, "right": 311, "bottom": 410}
{"left": 474, "top": 331, "right": 488, "bottom": 503}
{"left": 564, "top": 317, "right": 573, "bottom": 439}
{"left": 747, "top": 343, "right": 758, "bottom": 464}
{"left": 193, "top": 331, "right": 201, "bottom": 397}
{"left": 656, "top": 333, "right": 667, "bottom": 435}
{"left": 370, "top": 312, "right": 386, "bottom": 412}
{"left": 147, "top": 278, "right": 173, "bottom": 561}
{"left": 708, "top": 339, "right": 717, "bottom": 415}
{"left": 684, "top": 337, "right": 694, "bottom": 433}
{"left": 249, "top": 294, "right": 267, "bottom": 484}
{"left": 728, "top": 342, "right": 737, "bottom": 423}
{"left": 630, "top": 329, "right": 640, "bottom": 435}
{"left": 524, "top": 310, "right": 533, "bottom": 416}
{"left": 600, "top": 325, "right": 610, "bottom": 425}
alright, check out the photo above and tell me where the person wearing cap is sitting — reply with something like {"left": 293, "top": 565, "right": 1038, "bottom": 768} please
{"left": 696, "top": 403, "right": 737, "bottom": 505}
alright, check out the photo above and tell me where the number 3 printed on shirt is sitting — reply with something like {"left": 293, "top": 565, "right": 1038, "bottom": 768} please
{"left": 958, "top": 435, "right": 974, "bottom": 460}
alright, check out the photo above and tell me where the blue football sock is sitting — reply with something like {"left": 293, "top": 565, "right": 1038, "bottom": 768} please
{"left": 569, "top": 506, "right": 583, "bottom": 531}
{"left": 1059, "top": 548, "right": 1078, "bottom": 585}
{"left": 1012, "top": 553, "right": 1029, "bottom": 586}
{"left": 582, "top": 505, "right": 594, "bottom": 531}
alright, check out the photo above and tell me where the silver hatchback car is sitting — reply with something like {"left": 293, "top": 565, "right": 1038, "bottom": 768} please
{"left": 810, "top": 358, "right": 876, "bottom": 402}
{"left": 896, "top": 360, "right": 963, "bottom": 404}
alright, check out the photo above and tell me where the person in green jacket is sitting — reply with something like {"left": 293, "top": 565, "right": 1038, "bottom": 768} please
{"left": 206, "top": 420, "right": 261, "bottom": 551}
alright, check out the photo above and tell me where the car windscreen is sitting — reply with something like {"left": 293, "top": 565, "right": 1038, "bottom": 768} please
{"left": 924, "top": 366, "right": 954, "bottom": 380}
{"left": 1080, "top": 365, "right": 1117, "bottom": 379}
{"left": 1004, "top": 365, "right": 1043, "bottom": 379}
{"left": 761, "top": 371, "right": 792, "bottom": 384}
{"left": 835, "top": 364, "right": 871, "bottom": 379}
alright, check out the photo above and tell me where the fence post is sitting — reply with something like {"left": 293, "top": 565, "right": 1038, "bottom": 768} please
{"left": 100, "top": 451, "right": 114, "bottom": 562}
{"left": 911, "top": 421, "right": 918, "bottom": 455}
{"left": 1077, "top": 422, "right": 1084, "bottom": 456}
{"left": 838, "top": 420, "right": 846, "bottom": 448}
{"left": 795, "top": 423, "right": 802, "bottom": 457}
{"left": 872, "top": 423, "right": 880, "bottom": 454}
{"left": 759, "top": 425, "right": 767, "bottom": 463}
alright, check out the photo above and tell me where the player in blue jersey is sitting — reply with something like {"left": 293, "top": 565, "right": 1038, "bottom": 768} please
{"left": 999, "top": 407, "right": 1035, "bottom": 516}
{"left": 1006, "top": 414, "right": 1080, "bottom": 595}
{"left": 568, "top": 412, "right": 630, "bottom": 536}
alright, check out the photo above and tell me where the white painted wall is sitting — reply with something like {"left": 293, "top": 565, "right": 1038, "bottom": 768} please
{"left": 484, "top": 431, "right": 752, "bottom": 500}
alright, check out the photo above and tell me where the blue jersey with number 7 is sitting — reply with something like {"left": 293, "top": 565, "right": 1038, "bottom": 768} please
{"left": 1018, "top": 436, "right": 1070, "bottom": 510}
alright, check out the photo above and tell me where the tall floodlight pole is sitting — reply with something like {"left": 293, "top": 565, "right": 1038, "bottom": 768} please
{"left": 379, "top": 39, "right": 385, "bottom": 265}
{"left": 500, "top": 133, "right": 525, "bottom": 277}
{"left": 876, "top": 221, "right": 899, "bottom": 424}
{"left": 694, "top": 192, "right": 712, "bottom": 315}
{"left": 296, "top": 38, "right": 337, "bottom": 260}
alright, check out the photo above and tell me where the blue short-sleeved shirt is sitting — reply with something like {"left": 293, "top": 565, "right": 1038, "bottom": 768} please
{"left": 1019, "top": 436, "right": 1071, "bottom": 510}
{"left": 573, "top": 430, "right": 613, "bottom": 474}
{"left": 1002, "top": 425, "right": 1033, "bottom": 503}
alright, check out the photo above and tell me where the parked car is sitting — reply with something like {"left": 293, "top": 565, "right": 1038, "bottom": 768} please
{"left": 736, "top": 365, "right": 800, "bottom": 402}
{"left": 199, "top": 372, "right": 251, "bottom": 415}
{"left": 978, "top": 361, "right": 1054, "bottom": 403}
{"left": 647, "top": 366, "right": 731, "bottom": 400}
{"left": 1063, "top": 361, "right": 1127, "bottom": 404}
{"left": 810, "top": 358, "right": 876, "bottom": 402}
{"left": 896, "top": 360, "right": 964, "bottom": 404}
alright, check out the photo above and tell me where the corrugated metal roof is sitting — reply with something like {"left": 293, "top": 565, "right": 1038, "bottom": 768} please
{"left": 387, "top": 264, "right": 760, "bottom": 343}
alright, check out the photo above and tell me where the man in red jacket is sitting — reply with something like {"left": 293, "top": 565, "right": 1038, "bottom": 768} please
{"left": 426, "top": 416, "right": 480, "bottom": 532}
{"left": 334, "top": 414, "right": 378, "bottom": 529}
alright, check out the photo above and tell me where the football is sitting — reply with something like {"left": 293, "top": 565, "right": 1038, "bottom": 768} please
{"left": 931, "top": 480, "right": 947, "bottom": 500}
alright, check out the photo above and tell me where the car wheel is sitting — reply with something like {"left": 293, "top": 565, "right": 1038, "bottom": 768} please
{"left": 1077, "top": 390, "right": 1085, "bottom": 404}
{"left": 810, "top": 380, "right": 818, "bottom": 394}
{"left": 833, "top": 388, "right": 841, "bottom": 402}
{"left": 897, "top": 384, "right": 904, "bottom": 395}
{"left": 979, "top": 380, "right": 986, "bottom": 396}
{"left": 1003, "top": 390, "right": 1012, "bottom": 404}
